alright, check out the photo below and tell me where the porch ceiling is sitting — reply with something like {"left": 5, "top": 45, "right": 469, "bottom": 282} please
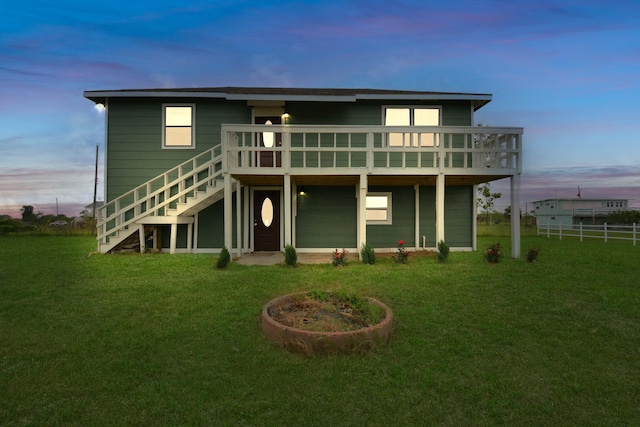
{"left": 232, "top": 174, "right": 511, "bottom": 187}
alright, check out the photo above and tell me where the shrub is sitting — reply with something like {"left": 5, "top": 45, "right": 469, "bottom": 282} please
{"left": 393, "top": 239, "right": 409, "bottom": 264}
{"left": 216, "top": 246, "right": 231, "bottom": 269}
{"left": 332, "top": 248, "right": 348, "bottom": 266}
{"left": 284, "top": 244, "right": 297, "bottom": 267}
{"left": 527, "top": 246, "right": 540, "bottom": 263}
{"left": 360, "top": 243, "right": 376, "bottom": 265}
{"left": 436, "top": 240, "right": 449, "bottom": 262}
{"left": 484, "top": 242, "right": 502, "bottom": 263}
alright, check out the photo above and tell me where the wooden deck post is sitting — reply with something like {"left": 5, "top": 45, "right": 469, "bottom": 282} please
{"left": 357, "top": 172, "right": 368, "bottom": 260}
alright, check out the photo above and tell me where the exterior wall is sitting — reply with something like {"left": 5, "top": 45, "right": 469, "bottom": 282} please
{"left": 105, "top": 98, "right": 250, "bottom": 201}
{"left": 293, "top": 184, "right": 472, "bottom": 250}
{"left": 366, "top": 186, "right": 415, "bottom": 248}
{"left": 286, "top": 100, "right": 473, "bottom": 126}
{"left": 295, "top": 186, "right": 357, "bottom": 248}
{"left": 196, "top": 200, "right": 225, "bottom": 249}
{"left": 419, "top": 186, "right": 437, "bottom": 247}
{"left": 104, "top": 96, "right": 480, "bottom": 252}
{"left": 444, "top": 186, "right": 474, "bottom": 247}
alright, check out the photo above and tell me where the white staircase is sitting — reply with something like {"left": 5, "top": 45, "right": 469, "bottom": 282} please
{"left": 97, "top": 146, "right": 226, "bottom": 253}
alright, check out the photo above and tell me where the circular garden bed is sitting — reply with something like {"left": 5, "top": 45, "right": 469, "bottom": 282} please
{"left": 261, "top": 291, "right": 393, "bottom": 355}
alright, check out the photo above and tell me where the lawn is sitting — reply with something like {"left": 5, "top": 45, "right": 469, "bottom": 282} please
{"left": 1, "top": 234, "right": 639, "bottom": 426}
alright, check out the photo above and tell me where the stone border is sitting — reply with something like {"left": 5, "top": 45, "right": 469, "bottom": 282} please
{"left": 261, "top": 292, "right": 393, "bottom": 355}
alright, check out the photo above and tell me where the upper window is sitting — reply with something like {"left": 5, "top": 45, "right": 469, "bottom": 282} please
{"left": 366, "top": 193, "right": 392, "bottom": 225}
{"left": 384, "top": 107, "right": 440, "bottom": 147}
{"left": 163, "top": 105, "right": 195, "bottom": 148}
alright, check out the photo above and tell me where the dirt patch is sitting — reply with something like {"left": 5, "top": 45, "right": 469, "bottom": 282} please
{"left": 267, "top": 292, "right": 385, "bottom": 332}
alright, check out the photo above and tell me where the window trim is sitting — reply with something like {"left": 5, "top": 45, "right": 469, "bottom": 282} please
{"left": 382, "top": 105, "right": 442, "bottom": 148}
{"left": 366, "top": 192, "right": 392, "bottom": 225}
{"left": 162, "top": 103, "right": 196, "bottom": 149}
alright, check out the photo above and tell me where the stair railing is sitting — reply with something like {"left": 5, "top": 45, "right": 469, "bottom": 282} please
{"left": 98, "top": 145, "right": 223, "bottom": 245}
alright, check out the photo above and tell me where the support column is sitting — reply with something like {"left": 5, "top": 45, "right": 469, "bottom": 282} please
{"left": 193, "top": 213, "right": 199, "bottom": 254}
{"left": 436, "top": 173, "right": 445, "bottom": 245}
{"left": 472, "top": 185, "right": 478, "bottom": 251}
{"left": 236, "top": 184, "right": 242, "bottom": 258}
{"left": 414, "top": 184, "right": 420, "bottom": 250}
{"left": 187, "top": 223, "right": 193, "bottom": 254}
{"left": 284, "top": 174, "right": 292, "bottom": 248}
{"left": 138, "top": 224, "right": 146, "bottom": 253}
{"left": 243, "top": 185, "right": 249, "bottom": 254}
{"left": 152, "top": 227, "right": 158, "bottom": 251}
{"left": 357, "top": 172, "right": 368, "bottom": 259}
{"left": 510, "top": 174, "right": 521, "bottom": 258}
{"left": 170, "top": 223, "right": 177, "bottom": 255}
{"left": 223, "top": 173, "right": 233, "bottom": 252}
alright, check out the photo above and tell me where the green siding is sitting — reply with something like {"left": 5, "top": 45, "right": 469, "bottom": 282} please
{"left": 196, "top": 193, "right": 242, "bottom": 249}
{"left": 106, "top": 98, "right": 249, "bottom": 201}
{"left": 444, "top": 186, "right": 474, "bottom": 246}
{"left": 196, "top": 200, "right": 225, "bottom": 249}
{"left": 419, "top": 186, "right": 437, "bottom": 247}
{"left": 296, "top": 186, "right": 357, "bottom": 248}
{"left": 366, "top": 186, "right": 415, "bottom": 247}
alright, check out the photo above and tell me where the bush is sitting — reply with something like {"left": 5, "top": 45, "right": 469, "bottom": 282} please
{"left": 216, "top": 247, "right": 231, "bottom": 269}
{"left": 436, "top": 240, "right": 449, "bottom": 262}
{"left": 284, "top": 245, "right": 297, "bottom": 267}
{"left": 484, "top": 242, "right": 502, "bottom": 263}
{"left": 527, "top": 247, "right": 540, "bottom": 263}
{"left": 393, "top": 239, "right": 409, "bottom": 264}
{"left": 332, "top": 248, "right": 348, "bottom": 266}
{"left": 360, "top": 243, "right": 376, "bottom": 265}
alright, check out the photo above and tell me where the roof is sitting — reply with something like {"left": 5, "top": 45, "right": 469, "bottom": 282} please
{"left": 83, "top": 87, "right": 492, "bottom": 110}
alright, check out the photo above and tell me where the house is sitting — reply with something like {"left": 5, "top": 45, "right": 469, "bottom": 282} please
{"left": 83, "top": 87, "right": 524, "bottom": 258}
{"left": 533, "top": 198, "right": 629, "bottom": 226}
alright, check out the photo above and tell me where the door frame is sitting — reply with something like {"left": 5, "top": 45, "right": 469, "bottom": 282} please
{"left": 251, "top": 186, "right": 283, "bottom": 252}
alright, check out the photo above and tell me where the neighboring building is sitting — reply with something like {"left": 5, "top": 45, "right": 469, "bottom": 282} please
{"left": 533, "top": 198, "right": 629, "bottom": 226}
{"left": 84, "top": 87, "right": 524, "bottom": 257}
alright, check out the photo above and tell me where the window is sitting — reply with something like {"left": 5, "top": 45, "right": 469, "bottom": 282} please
{"left": 384, "top": 107, "right": 440, "bottom": 147}
{"left": 163, "top": 105, "right": 195, "bottom": 148}
{"left": 366, "top": 193, "right": 392, "bottom": 224}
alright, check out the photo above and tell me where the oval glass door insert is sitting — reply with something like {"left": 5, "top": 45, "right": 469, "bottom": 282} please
{"left": 262, "top": 120, "right": 274, "bottom": 148}
{"left": 261, "top": 197, "right": 274, "bottom": 227}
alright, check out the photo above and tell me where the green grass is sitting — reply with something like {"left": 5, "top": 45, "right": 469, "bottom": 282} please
{"left": 1, "top": 234, "right": 639, "bottom": 426}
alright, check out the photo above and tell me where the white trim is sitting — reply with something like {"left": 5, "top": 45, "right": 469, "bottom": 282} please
{"left": 436, "top": 174, "right": 445, "bottom": 243}
{"left": 472, "top": 185, "right": 477, "bottom": 251}
{"left": 366, "top": 192, "right": 392, "bottom": 225}
{"left": 162, "top": 103, "right": 196, "bottom": 149}
{"left": 382, "top": 105, "right": 442, "bottom": 126}
{"left": 414, "top": 184, "right": 420, "bottom": 251}
{"left": 102, "top": 99, "right": 109, "bottom": 224}
{"left": 194, "top": 212, "right": 199, "bottom": 253}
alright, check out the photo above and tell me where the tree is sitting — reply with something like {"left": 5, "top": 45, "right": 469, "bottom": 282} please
{"left": 476, "top": 183, "right": 501, "bottom": 224}
{"left": 20, "top": 205, "right": 39, "bottom": 224}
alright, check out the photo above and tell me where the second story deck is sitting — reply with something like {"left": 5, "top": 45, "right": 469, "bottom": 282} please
{"left": 222, "top": 125, "right": 523, "bottom": 180}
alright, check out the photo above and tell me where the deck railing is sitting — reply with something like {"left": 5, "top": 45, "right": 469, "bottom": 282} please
{"left": 222, "top": 125, "right": 523, "bottom": 174}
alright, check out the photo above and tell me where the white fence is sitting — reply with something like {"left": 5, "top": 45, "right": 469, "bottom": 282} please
{"left": 537, "top": 222, "right": 638, "bottom": 246}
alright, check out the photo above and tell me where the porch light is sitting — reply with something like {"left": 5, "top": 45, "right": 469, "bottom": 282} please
{"left": 95, "top": 103, "right": 105, "bottom": 111}
{"left": 282, "top": 113, "right": 290, "bottom": 123}
{"left": 298, "top": 187, "right": 306, "bottom": 196}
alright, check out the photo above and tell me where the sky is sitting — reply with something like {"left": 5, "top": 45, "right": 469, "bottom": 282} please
{"left": 1, "top": 0, "right": 639, "bottom": 217}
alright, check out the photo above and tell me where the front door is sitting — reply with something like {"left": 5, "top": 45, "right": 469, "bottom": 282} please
{"left": 255, "top": 116, "right": 282, "bottom": 167}
{"left": 254, "top": 190, "right": 280, "bottom": 251}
